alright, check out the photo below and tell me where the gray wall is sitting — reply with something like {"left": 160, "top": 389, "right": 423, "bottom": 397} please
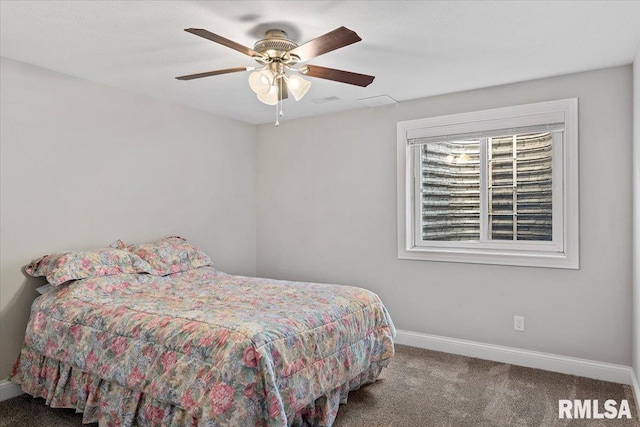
{"left": 0, "top": 57, "right": 257, "bottom": 379}
{"left": 257, "top": 66, "right": 633, "bottom": 366}
{"left": 633, "top": 52, "right": 640, "bottom": 379}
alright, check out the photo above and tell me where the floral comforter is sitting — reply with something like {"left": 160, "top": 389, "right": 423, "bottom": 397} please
{"left": 11, "top": 267, "right": 395, "bottom": 426}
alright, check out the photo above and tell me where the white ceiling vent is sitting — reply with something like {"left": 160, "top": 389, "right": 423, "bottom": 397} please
{"left": 310, "top": 96, "right": 341, "bottom": 104}
{"left": 357, "top": 95, "right": 398, "bottom": 107}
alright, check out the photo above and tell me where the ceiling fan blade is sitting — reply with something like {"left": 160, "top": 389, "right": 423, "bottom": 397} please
{"left": 185, "top": 28, "right": 262, "bottom": 58}
{"left": 287, "top": 27, "right": 362, "bottom": 62}
{"left": 176, "top": 67, "right": 250, "bottom": 80}
{"left": 302, "top": 65, "right": 375, "bottom": 87}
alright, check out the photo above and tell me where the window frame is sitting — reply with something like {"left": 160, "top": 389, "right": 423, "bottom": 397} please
{"left": 397, "top": 98, "right": 579, "bottom": 269}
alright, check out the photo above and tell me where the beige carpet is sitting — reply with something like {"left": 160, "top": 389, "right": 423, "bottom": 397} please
{"left": 1, "top": 344, "right": 637, "bottom": 426}
{"left": 334, "top": 345, "right": 638, "bottom": 426}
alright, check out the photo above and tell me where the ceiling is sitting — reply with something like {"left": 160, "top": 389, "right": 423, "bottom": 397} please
{"left": 2, "top": 1, "right": 639, "bottom": 125}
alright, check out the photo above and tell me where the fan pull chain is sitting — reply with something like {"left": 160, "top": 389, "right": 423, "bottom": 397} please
{"left": 274, "top": 75, "right": 284, "bottom": 126}
{"left": 279, "top": 77, "right": 284, "bottom": 117}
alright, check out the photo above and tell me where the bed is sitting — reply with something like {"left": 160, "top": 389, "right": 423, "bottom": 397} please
{"left": 10, "top": 237, "right": 395, "bottom": 426}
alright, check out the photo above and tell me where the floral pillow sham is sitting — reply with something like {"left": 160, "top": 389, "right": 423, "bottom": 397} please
{"left": 124, "top": 236, "right": 212, "bottom": 276}
{"left": 25, "top": 248, "right": 153, "bottom": 287}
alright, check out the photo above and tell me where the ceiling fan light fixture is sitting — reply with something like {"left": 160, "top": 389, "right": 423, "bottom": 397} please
{"left": 257, "top": 85, "right": 278, "bottom": 105}
{"left": 287, "top": 74, "right": 312, "bottom": 101}
{"left": 178, "top": 26, "right": 375, "bottom": 125}
{"left": 248, "top": 70, "right": 273, "bottom": 95}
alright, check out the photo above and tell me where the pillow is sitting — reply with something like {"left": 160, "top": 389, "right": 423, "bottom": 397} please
{"left": 125, "top": 236, "right": 212, "bottom": 276}
{"left": 25, "top": 247, "right": 153, "bottom": 286}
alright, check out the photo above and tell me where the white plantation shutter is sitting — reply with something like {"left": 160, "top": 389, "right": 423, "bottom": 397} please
{"left": 488, "top": 133, "right": 553, "bottom": 241}
{"left": 397, "top": 98, "right": 579, "bottom": 268}
{"left": 420, "top": 140, "right": 481, "bottom": 241}
{"left": 418, "top": 131, "right": 556, "bottom": 242}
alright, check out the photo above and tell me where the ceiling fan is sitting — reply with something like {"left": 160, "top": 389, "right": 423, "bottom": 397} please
{"left": 176, "top": 26, "right": 374, "bottom": 124}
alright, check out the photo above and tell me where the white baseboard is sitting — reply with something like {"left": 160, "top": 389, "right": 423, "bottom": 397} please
{"left": 0, "top": 379, "right": 23, "bottom": 402}
{"left": 631, "top": 369, "right": 640, "bottom": 419}
{"left": 395, "top": 329, "right": 633, "bottom": 385}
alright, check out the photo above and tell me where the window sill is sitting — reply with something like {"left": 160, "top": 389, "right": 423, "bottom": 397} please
{"left": 398, "top": 246, "right": 579, "bottom": 269}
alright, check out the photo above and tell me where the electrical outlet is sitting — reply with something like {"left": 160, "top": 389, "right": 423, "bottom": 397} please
{"left": 514, "top": 316, "right": 525, "bottom": 332}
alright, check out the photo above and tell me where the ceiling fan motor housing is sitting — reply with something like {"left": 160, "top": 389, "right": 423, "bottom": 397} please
{"left": 254, "top": 29, "right": 298, "bottom": 60}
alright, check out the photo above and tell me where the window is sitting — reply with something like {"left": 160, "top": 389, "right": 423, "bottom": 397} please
{"left": 397, "top": 99, "right": 579, "bottom": 268}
